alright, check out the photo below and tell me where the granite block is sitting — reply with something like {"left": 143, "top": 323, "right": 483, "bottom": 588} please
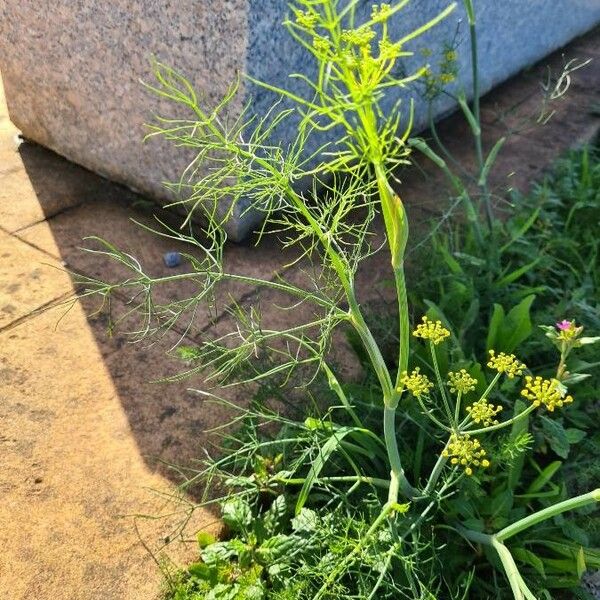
{"left": 1, "top": 1, "right": 599, "bottom": 239}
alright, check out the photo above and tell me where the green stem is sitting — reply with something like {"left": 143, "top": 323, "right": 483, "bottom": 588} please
{"left": 457, "top": 489, "right": 600, "bottom": 599}
{"left": 417, "top": 397, "right": 453, "bottom": 432}
{"left": 458, "top": 524, "right": 536, "bottom": 600}
{"left": 275, "top": 475, "right": 390, "bottom": 489}
{"left": 456, "top": 524, "right": 493, "bottom": 545}
{"left": 429, "top": 341, "right": 455, "bottom": 427}
{"left": 394, "top": 265, "right": 410, "bottom": 386}
{"left": 384, "top": 407, "right": 418, "bottom": 501}
{"left": 454, "top": 391, "right": 463, "bottom": 423}
{"left": 464, "top": 404, "right": 535, "bottom": 436}
{"left": 464, "top": 0, "right": 494, "bottom": 233}
{"left": 491, "top": 537, "right": 537, "bottom": 600}
{"left": 478, "top": 371, "right": 501, "bottom": 404}
{"left": 496, "top": 488, "right": 600, "bottom": 542}
{"left": 422, "top": 440, "right": 450, "bottom": 496}
{"left": 348, "top": 306, "right": 394, "bottom": 400}
{"left": 373, "top": 163, "right": 410, "bottom": 397}
{"left": 372, "top": 163, "right": 415, "bottom": 502}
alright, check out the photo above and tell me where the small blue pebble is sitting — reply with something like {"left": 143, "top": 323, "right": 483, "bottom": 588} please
{"left": 163, "top": 251, "right": 182, "bottom": 268}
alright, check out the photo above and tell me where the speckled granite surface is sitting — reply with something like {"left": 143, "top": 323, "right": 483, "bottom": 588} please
{"left": 1, "top": 0, "right": 599, "bottom": 239}
{"left": 0, "top": 0, "right": 248, "bottom": 234}
{"left": 584, "top": 571, "right": 600, "bottom": 599}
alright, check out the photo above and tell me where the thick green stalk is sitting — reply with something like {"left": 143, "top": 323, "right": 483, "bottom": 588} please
{"left": 457, "top": 490, "right": 600, "bottom": 599}
{"left": 384, "top": 407, "right": 417, "bottom": 500}
{"left": 491, "top": 538, "right": 537, "bottom": 600}
{"left": 275, "top": 475, "right": 390, "bottom": 488}
{"left": 373, "top": 163, "right": 414, "bottom": 502}
{"left": 348, "top": 305, "right": 394, "bottom": 400}
{"left": 496, "top": 488, "right": 600, "bottom": 542}
{"left": 373, "top": 164, "right": 410, "bottom": 395}
{"left": 458, "top": 490, "right": 600, "bottom": 545}
{"left": 454, "top": 390, "right": 463, "bottom": 423}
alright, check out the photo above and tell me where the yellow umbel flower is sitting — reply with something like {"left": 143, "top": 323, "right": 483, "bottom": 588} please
{"left": 312, "top": 37, "right": 331, "bottom": 55}
{"left": 442, "top": 434, "right": 490, "bottom": 476}
{"left": 378, "top": 38, "right": 402, "bottom": 60}
{"left": 399, "top": 368, "right": 434, "bottom": 399}
{"left": 413, "top": 316, "right": 450, "bottom": 345}
{"left": 371, "top": 3, "right": 393, "bottom": 21}
{"left": 295, "top": 10, "right": 317, "bottom": 30}
{"left": 341, "top": 27, "right": 375, "bottom": 48}
{"left": 439, "top": 72, "right": 456, "bottom": 84}
{"left": 466, "top": 399, "right": 503, "bottom": 426}
{"left": 520, "top": 376, "right": 574, "bottom": 412}
{"left": 487, "top": 350, "right": 526, "bottom": 378}
{"left": 447, "top": 369, "right": 477, "bottom": 395}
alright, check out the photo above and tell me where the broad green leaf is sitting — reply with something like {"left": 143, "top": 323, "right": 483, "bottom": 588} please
{"left": 578, "top": 336, "right": 600, "bottom": 346}
{"left": 460, "top": 298, "right": 481, "bottom": 340}
{"left": 562, "top": 373, "right": 591, "bottom": 385}
{"left": 498, "top": 295, "right": 536, "bottom": 352}
{"left": 222, "top": 498, "right": 252, "bottom": 532}
{"left": 291, "top": 508, "right": 318, "bottom": 533}
{"left": 541, "top": 417, "right": 570, "bottom": 459}
{"left": 264, "top": 495, "right": 288, "bottom": 535}
{"left": 541, "top": 557, "right": 579, "bottom": 574}
{"left": 197, "top": 531, "right": 217, "bottom": 549}
{"left": 490, "top": 489, "right": 514, "bottom": 520}
{"left": 486, "top": 303, "right": 505, "bottom": 352}
{"left": 561, "top": 520, "right": 590, "bottom": 547}
{"left": 565, "top": 428, "right": 587, "bottom": 444}
{"left": 453, "top": 252, "right": 486, "bottom": 267}
{"left": 501, "top": 207, "right": 541, "bottom": 254}
{"left": 188, "top": 561, "right": 214, "bottom": 580}
{"left": 258, "top": 534, "right": 306, "bottom": 562}
{"left": 438, "top": 241, "right": 463, "bottom": 274}
{"left": 206, "top": 583, "right": 240, "bottom": 600}
{"left": 202, "top": 541, "right": 238, "bottom": 565}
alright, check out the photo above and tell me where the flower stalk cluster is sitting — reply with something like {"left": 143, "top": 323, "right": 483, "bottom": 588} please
{"left": 406, "top": 316, "right": 580, "bottom": 483}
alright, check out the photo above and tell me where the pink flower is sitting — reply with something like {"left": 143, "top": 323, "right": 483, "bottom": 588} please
{"left": 556, "top": 320, "right": 572, "bottom": 331}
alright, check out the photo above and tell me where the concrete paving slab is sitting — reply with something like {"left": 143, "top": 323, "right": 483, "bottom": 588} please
{"left": 0, "top": 228, "right": 72, "bottom": 329}
{"left": 0, "top": 298, "right": 217, "bottom": 600}
{"left": 0, "top": 130, "right": 23, "bottom": 175}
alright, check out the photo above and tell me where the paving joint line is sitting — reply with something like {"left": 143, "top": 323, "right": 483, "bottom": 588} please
{"left": 0, "top": 290, "right": 74, "bottom": 335}
{"left": 12, "top": 199, "right": 90, "bottom": 234}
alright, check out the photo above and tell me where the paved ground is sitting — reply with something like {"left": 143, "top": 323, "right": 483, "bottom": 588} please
{"left": 0, "top": 28, "right": 598, "bottom": 600}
